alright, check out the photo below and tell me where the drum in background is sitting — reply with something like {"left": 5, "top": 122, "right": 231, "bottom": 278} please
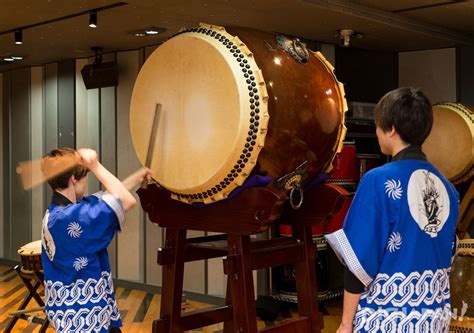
{"left": 357, "top": 153, "right": 385, "bottom": 179}
{"left": 276, "top": 231, "right": 330, "bottom": 300}
{"left": 275, "top": 231, "right": 345, "bottom": 302}
{"left": 449, "top": 318, "right": 474, "bottom": 332}
{"left": 325, "top": 194, "right": 352, "bottom": 233}
{"left": 17, "top": 240, "right": 42, "bottom": 273}
{"left": 130, "top": 24, "right": 347, "bottom": 204}
{"left": 450, "top": 239, "right": 474, "bottom": 329}
{"left": 328, "top": 142, "right": 358, "bottom": 185}
{"left": 423, "top": 102, "right": 473, "bottom": 184}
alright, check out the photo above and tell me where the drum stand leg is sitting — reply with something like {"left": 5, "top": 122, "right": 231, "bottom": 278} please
{"left": 293, "top": 225, "right": 323, "bottom": 332}
{"left": 223, "top": 274, "right": 235, "bottom": 333}
{"left": 226, "top": 234, "right": 258, "bottom": 333}
{"left": 153, "top": 227, "right": 187, "bottom": 332}
{"left": 4, "top": 266, "right": 49, "bottom": 333}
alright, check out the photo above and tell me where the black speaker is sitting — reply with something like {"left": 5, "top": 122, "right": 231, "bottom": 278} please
{"left": 81, "top": 62, "right": 118, "bottom": 89}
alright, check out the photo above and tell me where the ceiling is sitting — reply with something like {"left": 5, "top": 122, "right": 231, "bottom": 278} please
{"left": 1, "top": 0, "right": 474, "bottom": 71}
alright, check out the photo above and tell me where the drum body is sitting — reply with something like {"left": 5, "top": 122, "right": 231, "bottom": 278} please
{"left": 450, "top": 239, "right": 474, "bottom": 319}
{"left": 18, "top": 240, "right": 42, "bottom": 272}
{"left": 423, "top": 102, "right": 473, "bottom": 184}
{"left": 130, "top": 24, "right": 347, "bottom": 204}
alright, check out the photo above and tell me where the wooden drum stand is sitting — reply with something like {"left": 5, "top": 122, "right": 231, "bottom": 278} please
{"left": 138, "top": 183, "right": 347, "bottom": 333}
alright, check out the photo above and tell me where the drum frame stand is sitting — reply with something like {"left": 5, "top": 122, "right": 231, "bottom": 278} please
{"left": 138, "top": 183, "right": 346, "bottom": 333}
{"left": 4, "top": 266, "right": 49, "bottom": 333}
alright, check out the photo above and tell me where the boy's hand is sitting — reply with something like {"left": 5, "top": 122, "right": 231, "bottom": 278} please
{"left": 77, "top": 149, "right": 99, "bottom": 170}
{"left": 122, "top": 168, "right": 153, "bottom": 191}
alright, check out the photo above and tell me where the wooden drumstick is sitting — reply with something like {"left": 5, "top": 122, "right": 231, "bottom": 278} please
{"left": 16, "top": 154, "right": 80, "bottom": 191}
{"left": 142, "top": 103, "right": 162, "bottom": 188}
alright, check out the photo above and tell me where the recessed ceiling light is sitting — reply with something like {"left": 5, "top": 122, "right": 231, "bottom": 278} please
{"left": 12, "top": 56, "right": 23, "bottom": 60}
{"left": 145, "top": 27, "right": 160, "bottom": 35}
{"left": 131, "top": 27, "right": 165, "bottom": 37}
{"left": 4, "top": 57, "right": 14, "bottom": 62}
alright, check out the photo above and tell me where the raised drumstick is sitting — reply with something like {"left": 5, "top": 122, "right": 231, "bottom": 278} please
{"left": 16, "top": 153, "right": 80, "bottom": 191}
{"left": 142, "top": 103, "right": 162, "bottom": 188}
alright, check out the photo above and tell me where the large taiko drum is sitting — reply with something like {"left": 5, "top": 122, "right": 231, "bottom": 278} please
{"left": 423, "top": 102, "right": 473, "bottom": 184}
{"left": 130, "top": 24, "right": 347, "bottom": 204}
{"left": 449, "top": 239, "right": 474, "bottom": 332}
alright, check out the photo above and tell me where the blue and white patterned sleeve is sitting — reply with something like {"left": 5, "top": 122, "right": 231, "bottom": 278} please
{"left": 65, "top": 193, "right": 125, "bottom": 255}
{"left": 325, "top": 172, "right": 390, "bottom": 287}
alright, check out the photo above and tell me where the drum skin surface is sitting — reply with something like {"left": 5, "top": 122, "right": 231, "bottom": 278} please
{"left": 130, "top": 24, "right": 347, "bottom": 204}
{"left": 18, "top": 240, "right": 42, "bottom": 272}
{"left": 423, "top": 102, "right": 473, "bottom": 184}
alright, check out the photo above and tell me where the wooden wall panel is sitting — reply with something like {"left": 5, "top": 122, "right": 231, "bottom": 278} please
{"left": 101, "top": 53, "right": 119, "bottom": 277}
{"left": 116, "top": 50, "right": 144, "bottom": 282}
{"left": 0, "top": 73, "right": 3, "bottom": 258}
{"left": 9, "top": 68, "right": 32, "bottom": 260}
{"left": 44, "top": 63, "right": 58, "bottom": 207}
{"left": 30, "top": 67, "right": 44, "bottom": 241}
{"left": 75, "top": 59, "right": 89, "bottom": 151}
{"left": 2, "top": 73, "right": 11, "bottom": 258}
{"left": 57, "top": 59, "right": 76, "bottom": 148}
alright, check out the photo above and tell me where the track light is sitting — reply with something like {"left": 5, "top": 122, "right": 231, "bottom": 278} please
{"left": 89, "top": 11, "right": 97, "bottom": 28}
{"left": 14, "top": 29, "right": 22, "bottom": 45}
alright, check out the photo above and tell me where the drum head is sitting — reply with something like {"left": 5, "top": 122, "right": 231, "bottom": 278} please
{"left": 423, "top": 103, "right": 473, "bottom": 183}
{"left": 130, "top": 26, "right": 269, "bottom": 203}
{"left": 18, "top": 240, "right": 42, "bottom": 256}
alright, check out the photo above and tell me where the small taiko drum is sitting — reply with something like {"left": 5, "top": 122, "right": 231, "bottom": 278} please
{"left": 17, "top": 240, "right": 42, "bottom": 273}
{"left": 449, "top": 239, "right": 474, "bottom": 332}
{"left": 423, "top": 102, "right": 473, "bottom": 184}
{"left": 357, "top": 153, "right": 385, "bottom": 179}
{"left": 328, "top": 142, "right": 358, "bottom": 185}
{"left": 130, "top": 24, "right": 347, "bottom": 204}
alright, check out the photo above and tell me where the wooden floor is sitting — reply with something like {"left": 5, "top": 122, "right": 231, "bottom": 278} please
{"left": 0, "top": 264, "right": 343, "bottom": 332}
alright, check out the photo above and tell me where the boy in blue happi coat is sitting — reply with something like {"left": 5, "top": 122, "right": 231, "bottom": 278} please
{"left": 326, "top": 87, "right": 459, "bottom": 333}
{"left": 41, "top": 147, "right": 150, "bottom": 332}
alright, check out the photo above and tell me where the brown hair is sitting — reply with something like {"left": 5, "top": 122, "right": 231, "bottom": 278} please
{"left": 374, "top": 87, "right": 433, "bottom": 145}
{"left": 42, "top": 148, "right": 88, "bottom": 190}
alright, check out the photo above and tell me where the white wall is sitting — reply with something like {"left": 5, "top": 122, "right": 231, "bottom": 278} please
{"left": 399, "top": 48, "right": 456, "bottom": 103}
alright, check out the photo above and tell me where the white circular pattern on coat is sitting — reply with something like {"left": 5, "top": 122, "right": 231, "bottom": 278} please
{"left": 387, "top": 232, "right": 402, "bottom": 253}
{"left": 67, "top": 221, "right": 82, "bottom": 238}
{"left": 385, "top": 179, "right": 403, "bottom": 200}
{"left": 407, "top": 169, "right": 450, "bottom": 238}
{"left": 73, "top": 256, "right": 89, "bottom": 271}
